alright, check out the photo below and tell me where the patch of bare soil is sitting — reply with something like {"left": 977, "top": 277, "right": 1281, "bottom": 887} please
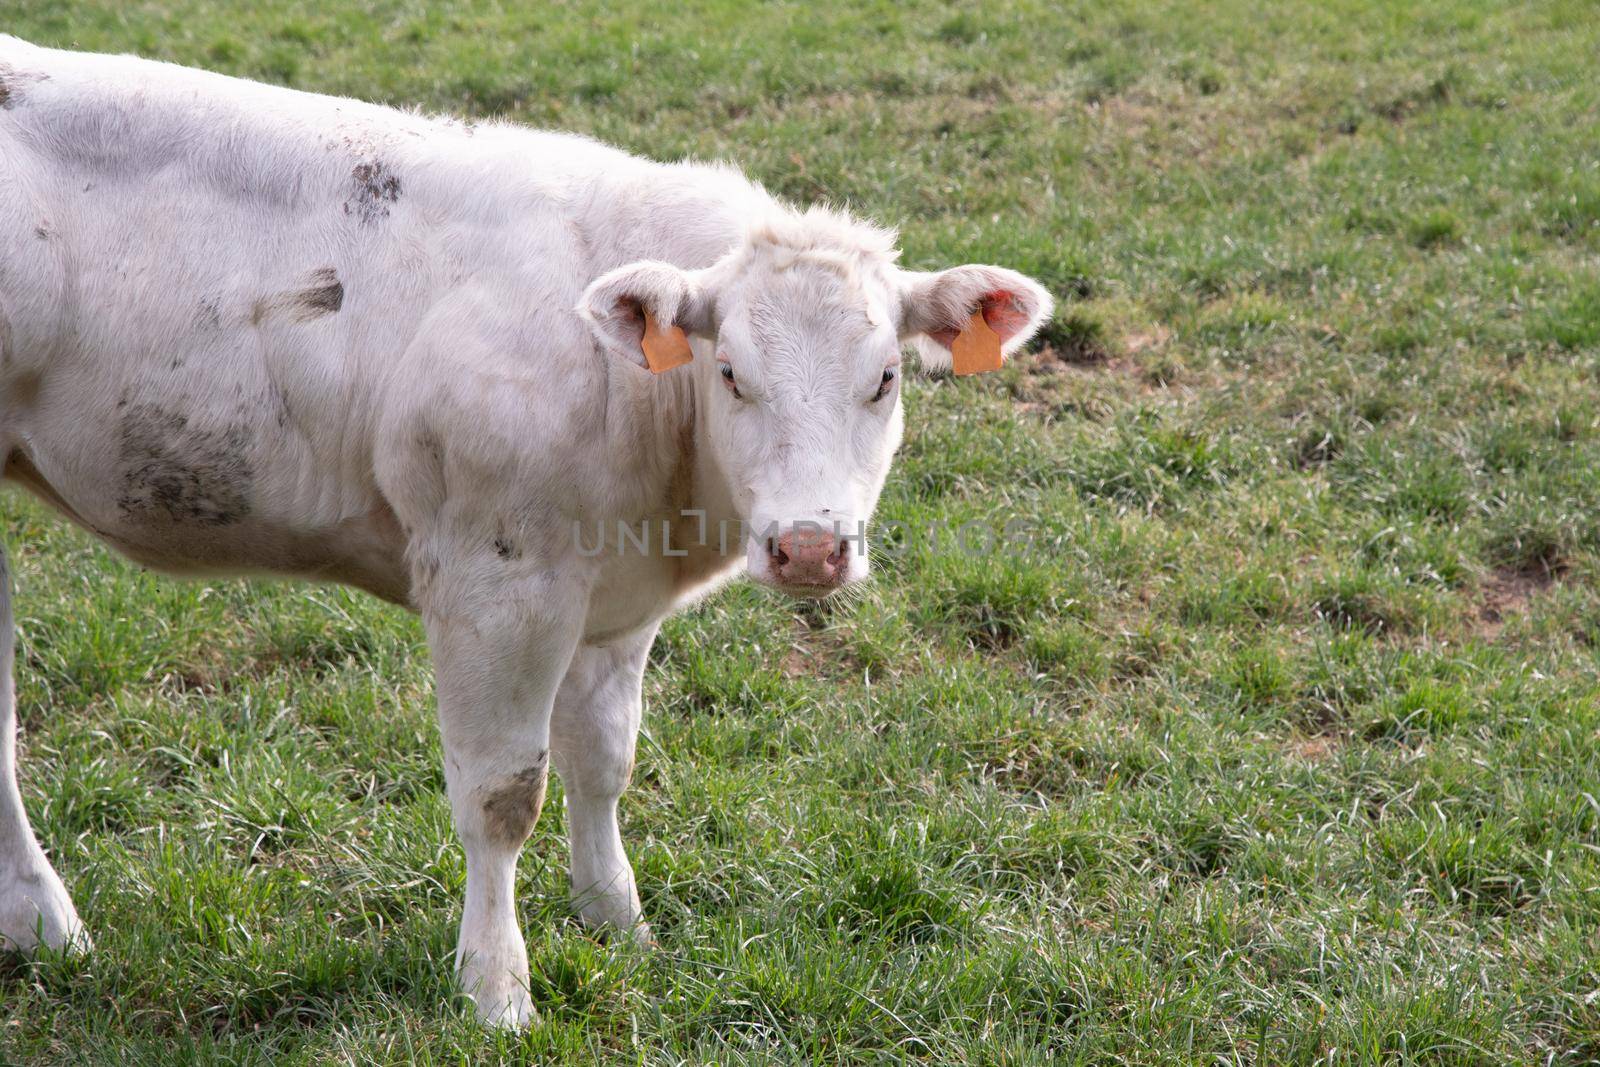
{"left": 781, "top": 644, "right": 811, "bottom": 678}
{"left": 1123, "top": 325, "right": 1173, "bottom": 357}
{"left": 1287, "top": 734, "right": 1339, "bottom": 764}
{"left": 1474, "top": 564, "right": 1559, "bottom": 639}
{"left": 1009, "top": 326, "right": 1176, "bottom": 418}
{"left": 779, "top": 618, "right": 869, "bottom": 681}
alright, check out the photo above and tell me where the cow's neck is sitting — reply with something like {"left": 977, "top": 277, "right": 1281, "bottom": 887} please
{"left": 687, "top": 384, "right": 740, "bottom": 532}
{"left": 652, "top": 374, "right": 745, "bottom": 594}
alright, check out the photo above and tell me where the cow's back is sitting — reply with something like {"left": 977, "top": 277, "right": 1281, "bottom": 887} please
{"left": 0, "top": 33, "right": 620, "bottom": 381}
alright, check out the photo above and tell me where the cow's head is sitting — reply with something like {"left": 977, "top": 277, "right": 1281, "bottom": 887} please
{"left": 580, "top": 209, "right": 1051, "bottom": 598}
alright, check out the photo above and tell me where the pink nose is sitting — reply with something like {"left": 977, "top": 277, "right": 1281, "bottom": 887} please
{"left": 768, "top": 528, "right": 848, "bottom": 588}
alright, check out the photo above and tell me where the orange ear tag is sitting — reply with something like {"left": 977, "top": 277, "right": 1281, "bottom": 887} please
{"left": 950, "top": 310, "right": 1003, "bottom": 376}
{"left": 641, "top": 309, "right": 694, "bottom": 373}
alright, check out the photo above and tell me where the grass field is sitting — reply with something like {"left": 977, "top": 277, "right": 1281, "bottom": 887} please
{"left": 4, "top": 1, "right": 1600, "bottom": 1062}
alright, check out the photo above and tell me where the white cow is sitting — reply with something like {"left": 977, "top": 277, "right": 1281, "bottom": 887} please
{"left": 0, "top": 36, "right": 1050, "bottom": 1025}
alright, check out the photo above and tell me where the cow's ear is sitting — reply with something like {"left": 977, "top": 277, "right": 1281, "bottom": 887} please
{"left": 578, "top": 261, "right": 714, "bottom": 373}
{"left": 896, "top": 265, "right": 1052, "bottom": 375}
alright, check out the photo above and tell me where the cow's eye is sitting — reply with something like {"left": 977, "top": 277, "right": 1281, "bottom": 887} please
{"left": 871, "top": 366, "right": 897, "bottom": 402}
{"left": 719, "top": 361, "right": 741, "bottom": 399}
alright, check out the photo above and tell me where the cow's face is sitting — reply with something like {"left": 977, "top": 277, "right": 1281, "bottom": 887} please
{"left": 580, "top": 213, "right": 1051, "bottom": 598}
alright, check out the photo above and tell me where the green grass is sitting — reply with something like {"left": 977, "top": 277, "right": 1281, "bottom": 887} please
{"left": 6, "top": 0, "right": 1600, "bottom": 1062}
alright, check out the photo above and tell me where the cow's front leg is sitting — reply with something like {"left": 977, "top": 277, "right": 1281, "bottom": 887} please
{"left": 551, "top": 630, "right": 655, "bottom": 939}
{"left": 0, "top": 543, "right": 86, "bottom": 954}
{"left": 423, "top": 559, "right": 586, "bottom": 1030}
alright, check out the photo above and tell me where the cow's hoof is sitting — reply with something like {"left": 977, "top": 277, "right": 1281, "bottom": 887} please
{"left": 575, "top": 907, "right": 654, "bottom": 947}
{"left": 0, "top": 865, "right": 89, "bottom": 955}
{"left": 460, "top": 967, "right": 536, "bottom": 1030}
{"left": 572, "top": 885, "right": 650, "bottom": 941}
{"left": 473, "top": 989, "right": 537, "bottom": 1030}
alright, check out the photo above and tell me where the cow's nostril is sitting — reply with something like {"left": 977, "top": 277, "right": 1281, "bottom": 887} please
{"left": 828, "top": 539, "right": 849, "bottom": 567}
{"left": 768, "top": 537, "right": 790, "bottom": 566}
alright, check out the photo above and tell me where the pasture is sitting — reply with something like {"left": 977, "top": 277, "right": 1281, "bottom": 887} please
{"left": 4, "top": 1, "right": 1600, "bottom": 1062}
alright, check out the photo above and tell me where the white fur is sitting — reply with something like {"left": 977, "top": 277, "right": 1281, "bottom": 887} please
{"left": 0, "top": 36, "right": 1051, "bottom": 1027}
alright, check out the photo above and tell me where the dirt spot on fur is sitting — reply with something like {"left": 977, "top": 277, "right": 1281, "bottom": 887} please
{"left": 346, "top": 162, "right": 402, "bottom": 223}
{"left": 291, "top": 268, "right": 344, "bottom": 319}
{"left": 481, "top": 754, "right": 549, "bottom": 845}
{"left": 0, "top": 64, "right": 48, "bottom": 110}
{"left": 1474, "top": 564, "right": 1559, "bottom": 639}
{"left": 6, "top": 373, "right": 41, "bottom": 410}
{"left": 195, "top": 299, "right": 222, "bottom": 332}
{"left": 116, "top": 404, "right": 254, "bottom": 526}
{"left": 251, "top": 268, "right": 345, "bottom": 325}
{"left": 416, "top": 429, "right": 444, "bottom": 466}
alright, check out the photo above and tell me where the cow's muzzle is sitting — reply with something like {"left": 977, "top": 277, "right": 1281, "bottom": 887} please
{"left": 764, "top": 525, "right": 849, "bottom": 596}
